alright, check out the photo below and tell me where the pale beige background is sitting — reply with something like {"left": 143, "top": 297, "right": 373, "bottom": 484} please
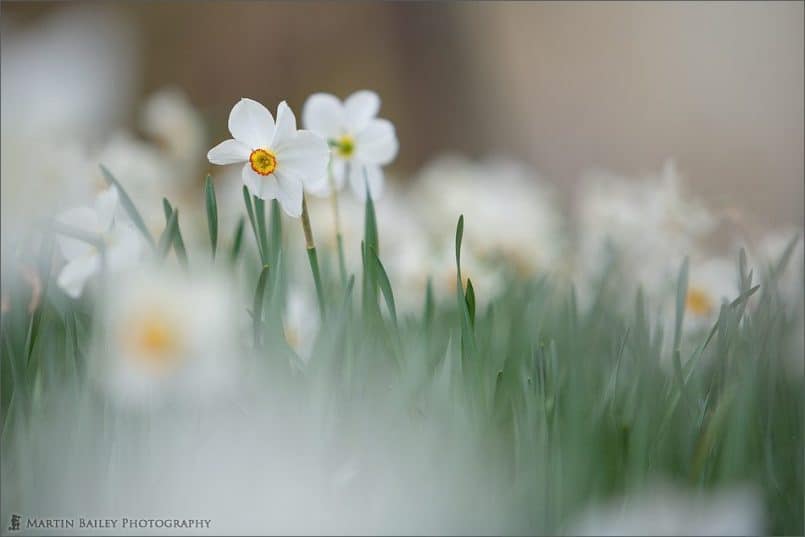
{"left": 5, "top": 1, "right": 803, "bottom": 232}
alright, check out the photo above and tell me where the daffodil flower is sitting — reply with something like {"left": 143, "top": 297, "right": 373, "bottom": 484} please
{"left": 56, "top": 187, "right": 143, "bottom": 298}
{"left": 302, "top": 90, "right": 398, "bottom": 200}
{"left": 207, "top": 98, "right": 330, "bottom": 217}
{"left": 98, "top": 267, "right": 240, "bottom": 407}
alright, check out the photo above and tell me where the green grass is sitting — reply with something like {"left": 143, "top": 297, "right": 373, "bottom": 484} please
{"left": 0, "top": 175, "right": 802, "bottom": 534}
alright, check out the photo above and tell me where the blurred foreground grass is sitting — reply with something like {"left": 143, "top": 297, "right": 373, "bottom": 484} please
{"left": 0, "top": 181, "right": 802, "bottom": 535}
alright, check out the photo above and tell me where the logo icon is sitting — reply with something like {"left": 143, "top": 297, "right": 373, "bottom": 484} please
{"left": 7, "top": 514, "right": 21, "bottom": 532}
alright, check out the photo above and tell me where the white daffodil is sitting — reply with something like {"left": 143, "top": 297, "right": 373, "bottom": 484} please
{"left": 681, "top": 257, "right": 738, "bottom": 331}
{"left": 140, "top": 87, "right": 206, "bottom": 179}
{"left": 575, "top": 160, "right": 716, "bottom": 308}
{"left": 94, "top": 267, "right": 240, "bottom": 407}
{"left": 207, "top": 98, "right": 330, "bottom": 218}
{"left": 302, "top": 90, "right": 398, "bottom": 200}
{"left": 56, "top": 187, "right": 143, "bottom": 298}
{"left": 410, "top": 154, "right": 566, "bottom": 277}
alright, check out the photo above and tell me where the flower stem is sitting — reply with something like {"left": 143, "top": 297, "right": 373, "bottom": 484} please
{"left": 301, "top": 194, "right": 325, "bottom": 317}
{"left": 328, "top": 167, "right": 348, "bottom": 286}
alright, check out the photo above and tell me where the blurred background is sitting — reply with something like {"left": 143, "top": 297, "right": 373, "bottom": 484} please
{"left": 3, "top": 1, "right": 803, "bottom": 232}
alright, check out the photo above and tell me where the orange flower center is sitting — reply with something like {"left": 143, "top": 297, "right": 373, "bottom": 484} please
{"left": 124, "top": 311, "right": 183, "bottom": 374}
{"left": 249, "top": 148, "right": 277, "bottom": 176}
{"left": 685, "top": 287, "right": 714, "bottom": 317}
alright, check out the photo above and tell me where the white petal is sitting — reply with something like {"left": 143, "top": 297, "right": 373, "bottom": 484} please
{"left": 57, "top": 207, "right": 105, "bottom": 261}
{"left": 94, "top": 186, "right": 119, "bottom": 231}
{"left": 355, "top": 118, "right": 398, "bottom": 165}
{"left": 228, "top": 98, "right": 275, "bottom": 148}
{"left": 242, "top": 165, "right": 281, "bottom": 201}
{"left": 344, "top": 90, "right": 380, "bottom": 132}
{"left": 275, "top": 130, "right": 330, "bottom": 191}
{"left": 348, "top": 162, "right": 384, "bottom": 201}
{"left": 302, "top": 93, "right": 345, "bottom": 139}
{"left": 106, "top": 223, "right": 143, "bottom": 271}
{"left": 270, "top": 100, "right": 297, "bottom": 147}
{"left": 207, "top": 139, "right": 250, "bottom": 165}
{"left": 273, "top": 171, "right": 304, "bottom": 218}
{"left": 57, "top": 255, "right": 100, "bottom": 298}
{"left": 58, "top": 207, "right": 102, "bottom": 234}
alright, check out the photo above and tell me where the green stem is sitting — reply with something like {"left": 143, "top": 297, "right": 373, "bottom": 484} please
{"left": 301, "top": 194, "right": 325, "bottom": 317}
{"left": 252, "top": 265, "right": 271, "bottom": 348}
{"left": 328, "top": 167, "right": 348, "bottom": 286}
{"left": 254, "top": 196, "right": 270, "bottom": 265}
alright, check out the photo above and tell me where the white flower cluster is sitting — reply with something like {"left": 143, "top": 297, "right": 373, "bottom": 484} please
{"left": 3, "top": 62, "right": 802, "bottom": 402}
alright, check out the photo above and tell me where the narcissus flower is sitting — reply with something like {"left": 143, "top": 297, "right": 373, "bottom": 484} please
{"left": 207, "top": 98, "right": 329, "bottom": 217}
{"left": 95, "top": 267, "right": 240, "bottom": 406}
{"left": 302, "top": 90, "right": 398, "bottom": 200}
{"left": 56, "top": 187, "right": 143, "bottom": 298}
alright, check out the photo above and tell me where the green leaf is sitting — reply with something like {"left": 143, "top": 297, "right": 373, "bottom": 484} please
{"left": 306, "top": 247, "right": 325, "bottom": 318}
{"left": 99, "top": 164, "right": 155, "bottom": 248}
{"left": 370, "top": 247, "right": 397, "bottom": 326}
{"left": 362, "top": 189, "right": 379, "bottom": 316}
{"left": 424, "top": 277, "right": 434, "bottom": 326}
{"left": 157, "top": 208, "right": 179, "bottom": 259}
{"left": 252, "top": 264, "right": 271, "bottom": 348}
{"left": 254, "top": 196, "right": 270, "bottom": 265}
{"left": 242, "top": 186, "right": 265, "bottom": 263}
{"left": 230, "top": 216, "right": 245, "bottom": 264}
{"left": 162, "top": 199, "right": 188, "bottom": 270}
{"left": 455, "top": 214, "right": 464, "bottom": 273}
{"left": 205, "top": 175, "right": 218, "bottom": 259}
{"left": 673, "top": 256, "right": 689, "bottom": 352}
{"left": 269, "top": 199, "right": 282, "bottom": 268}
{"left": 363, "top": 184, "right": 379, "bottom": 257}
{"left": 465, "top": 277, "right": 476, "bottom": 327}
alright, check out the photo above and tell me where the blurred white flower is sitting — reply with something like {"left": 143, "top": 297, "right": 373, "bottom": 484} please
{"left": 568, "top": 482, "right": 764, "bottom": 536}
{"left": 682, "top": 257, "right": 738, "bottom": 331}
{"left": 751, "top": 229, "right": 803, "bottom": 302}
{"left": 56, "top": 188, "right": 143, "bottom": 298}
{"left": 283, "top": 286, "right": 320, "bottom": 363}
{"left": 208, "top": 98, "right": 330, "bottom": 217}
{"left": 96, "top": 131, "right": 178, "bottom": 237}
{"left": 1, "top": 5, "right": 138, "bottom": 142}
{"left": 140, "top": 87, "right": 206, "bottom": 180}
{"left": 387, "top": 240, "right": 504, "bottom": 313}
{"left": 1, "top": 7, "right": 137, "bottom": 252}
{"left": 302, "top": 90, "right": 398, "bottom": 200}
{"left": 95, "top": 267, "right": 240, "bottom": 407}
{"left": 575, "top": 160, "right": 716, "bottom": 305}
{"left": 410, "top": 155, "right": 565, "bottom": 277}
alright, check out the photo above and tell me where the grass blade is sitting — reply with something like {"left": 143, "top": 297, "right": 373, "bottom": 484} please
{"left": 157, "top": 208, "right": 179, "bottom": 259}
{"left": 100, "top": 164, "right": 155, "bottom": 248}
{"left": 254, "top": 196, "right": 270, "bottom": 265}
{"left": 205, "top": 175, "right": 218, "bottom": 260}
{"left": 162, "top": 199, "right": 189, "bottom": 269}
{"left": 252, "top": 264, "right": 270, "bottom": 348}
{"left": 465, "top": 277, "right": 476, "bottom": 327}
{"left": 370, "top": 247, "right": 397, "bottom": 326}
{"left": 230, "top": 216, "right": 245, "bottom": 264}
{"left": 673, "top": 256, "right": 689, "bottom": 352}
{"left": 242, "top": 186, "right": 265, "bottom": 264}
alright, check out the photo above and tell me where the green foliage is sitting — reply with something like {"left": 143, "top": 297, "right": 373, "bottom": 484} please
{"left": 0, "top": 189, "right": 802, "bottom": 535}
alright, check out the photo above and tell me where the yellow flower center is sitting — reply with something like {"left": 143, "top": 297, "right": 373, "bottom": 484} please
{"left": 284, "top": 324, "right": 300, "bottom": 352}
{"left": 333, "top": 135, "right": 355, "bottom": 158}
{"left": 685, "top": 287, "right": 714, "bottom": 317}
{"left": 124, "top": 311, "right": 182, "bottom": 374}
{"left": 249, "top": 148, "right": 277, "bottom": 176}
